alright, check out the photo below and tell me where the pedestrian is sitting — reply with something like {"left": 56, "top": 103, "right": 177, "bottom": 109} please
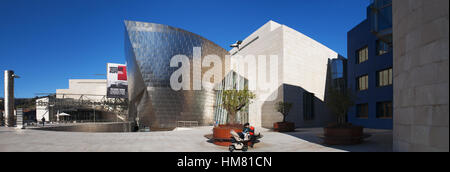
{"left": 41, "top": 117, "right": 46, "bottom": 127}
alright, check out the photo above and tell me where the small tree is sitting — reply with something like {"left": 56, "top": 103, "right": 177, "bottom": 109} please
{"left": 326, "top": 88, "right": 356, "bottom": 126}
{"left": 221, "top": 87, "right": 255, "bottom": 124}
{"left": 0, "top": 98, "right": 4, "bottom": 111}
{"left": 275, "top": 101, "right": 293, "bottom": 123}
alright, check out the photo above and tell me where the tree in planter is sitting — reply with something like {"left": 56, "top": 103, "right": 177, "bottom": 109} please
{"left": 221, "top": 87, "right": 255, "bottom": 124}
{"left": 212, "top": 87, "right": 256, "bottom": 147}
{"left": 275, "top": 101, "right": 293, "bottom": 123}
{"left": 325, "top": 88, "right": 356, "bottom": 126}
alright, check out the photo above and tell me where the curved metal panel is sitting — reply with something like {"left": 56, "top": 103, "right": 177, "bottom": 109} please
{"left": 124, "top": 20, "right": 229, "bottom": 129}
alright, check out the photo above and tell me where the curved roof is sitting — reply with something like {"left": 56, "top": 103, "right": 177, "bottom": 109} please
{"left": 124, "top": 20, "right": 228, "bottom": 53}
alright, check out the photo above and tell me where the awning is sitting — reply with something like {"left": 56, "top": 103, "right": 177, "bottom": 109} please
{"left": 57, "top": 112, "right": 71, "bottom": 116}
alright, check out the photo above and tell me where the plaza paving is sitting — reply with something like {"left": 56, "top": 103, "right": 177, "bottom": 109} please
{"left": 0, "top": 126, "right": 392, "bottom": 152}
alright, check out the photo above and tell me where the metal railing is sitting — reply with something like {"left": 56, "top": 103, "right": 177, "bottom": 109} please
{"left": 177, "top": 121, "right": 199, "bottom": 128}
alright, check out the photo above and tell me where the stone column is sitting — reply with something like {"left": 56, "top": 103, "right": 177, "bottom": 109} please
{"left": 393, "top": 0, "right": 449, "bottom": 152}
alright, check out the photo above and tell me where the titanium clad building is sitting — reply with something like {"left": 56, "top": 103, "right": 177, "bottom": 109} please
{"left": 124, "top": 21, "right": 229, "bottom": 129}
{"left": 124, "top": 20, "right": 344, "bottom": 130}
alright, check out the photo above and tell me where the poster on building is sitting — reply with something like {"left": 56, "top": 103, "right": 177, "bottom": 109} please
{"left": 107, "top": 63, "right": 128, "bottom": 98}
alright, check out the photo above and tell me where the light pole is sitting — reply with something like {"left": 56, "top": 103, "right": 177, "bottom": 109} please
{"left": 4, "top": 70, "right": 19, "bottom": 127}
{"left": 93, "top": 105, "right": 96, "bottom": 123}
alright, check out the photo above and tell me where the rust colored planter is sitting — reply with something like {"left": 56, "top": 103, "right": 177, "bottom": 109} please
{"left": 323, "top": 125, "right": 364, "bottom": 145}
{"left": 212, "top": 125, "right": 243, "bottom": 146}
{"left": 273, "top": 122, "right": 295, "bottom": 132}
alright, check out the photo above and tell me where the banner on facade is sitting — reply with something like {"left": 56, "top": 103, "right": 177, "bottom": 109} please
{"left": 107, "top": 63, "right": 128, "bottom": 98}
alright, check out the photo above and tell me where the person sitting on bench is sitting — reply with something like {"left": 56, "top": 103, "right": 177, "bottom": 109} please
{"left": 238, "top": 123, "right": 254, "bottom": 139}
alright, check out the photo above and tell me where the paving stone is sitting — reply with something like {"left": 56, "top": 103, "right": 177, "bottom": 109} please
{"left": 0, "top": 126, "right": 392, "bottom": 152}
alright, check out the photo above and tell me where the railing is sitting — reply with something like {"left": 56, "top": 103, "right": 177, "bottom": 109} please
{"left": 177, "top": 121, "right": 199, "bottom": 128}
{"left": 26, "top": 120, "right": 124, "bottom": 126}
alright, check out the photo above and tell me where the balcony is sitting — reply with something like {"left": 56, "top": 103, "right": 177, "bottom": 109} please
{"left": 368, "top": 0, "right": 392, "bottom": 44}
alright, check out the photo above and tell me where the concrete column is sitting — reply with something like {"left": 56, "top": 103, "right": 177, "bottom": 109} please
{"left": 4, "top": 70, "right": 16, "bottom": 127}
{"left": 393, "top": 0, "right": 449, "bottom": 152}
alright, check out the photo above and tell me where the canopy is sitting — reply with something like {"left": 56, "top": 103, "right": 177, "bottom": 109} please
{"left": 57, "top": 112, "right": 71, "bottom": 117}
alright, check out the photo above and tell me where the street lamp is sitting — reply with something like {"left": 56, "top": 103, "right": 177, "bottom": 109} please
{"left": 4, "top": 70, "right": 20, "bottom": 127}
{"left": 230, "top": 40, "right": 243, "bottom": 49}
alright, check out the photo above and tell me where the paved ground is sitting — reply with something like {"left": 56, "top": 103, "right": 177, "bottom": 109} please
{"left": 0, "top": 126, "right": 392, "bottom": 152}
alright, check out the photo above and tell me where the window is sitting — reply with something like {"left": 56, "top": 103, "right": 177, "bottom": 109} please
{"left": 303, "top": 92, "right": 314, "bottom": 121}
{"left": 357, "top": 75, "right": 369, "bottom": 91}
{"left": 356, "top": 104, "right": 369, "bottom": 118}
{"left": 377, "top": 68, "right": 393, "bottom": 87}
{"left": 357, "top": 46, "right": 368, "bottom": 64}
{"left": 331, "top": 59, "right": 344, "bottom": 79}
{"left": 377, "top": 101, "right": 392, "bottom": 118}
{"left": 376, "top": 40, "right": 392, "bottom": 56}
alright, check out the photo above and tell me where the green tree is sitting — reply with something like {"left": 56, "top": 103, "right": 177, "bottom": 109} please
{"left": 221, "top": 87, "right": 255, "bottom": 124}
{"left": 275, "top": 101, "right": 293, "bottom": 122}
{"left": 326, "top": 88, "right": 356, "bottom": 126}
{"left": 0, "top": 98, "right": 4, "bottom": 111}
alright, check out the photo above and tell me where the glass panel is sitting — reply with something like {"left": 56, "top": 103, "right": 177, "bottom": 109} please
{"left": 365, "top": 75, "right": 368, "bottom": 90}
{"left": 364, "top": 76, "right": 366, "bottom": 89}
{"left": 377, "top": 101, "right": 393, "bottom": 118}
{"left": 358, "top": 78, "right": 361, "bottom": 90}
{"left": 362, "top": 76, "right": 366, "bottom": 90}
{"left": 359, "top": 77, "right": 362, "bottom": 90}
{"left": 331, "top": 59, "right": 344, "bottom": 79}
{"left": 365, "top": 48, "right": 368, "bottom": 61}
{"left": 364, "top": 76, "right": 369, "bottom": 90}
{"left": 387, "top": 102, "right": 393, "bottom": 117}
{"left": 358, "top": 75, "right": 369, "bottom": 91}
{"left": 378, "top": 71, "right": 382, "bottom": 86}
{"left": 377, "top": 68, "right": 393, "bottom": 87}
{"left": 388, "top": 68, "right": 392, "bottom": 85}
{"left": 357, "top": 47, "right": 369, "bottom": 64}
{"left": 377, "top": 40, "right": 392, "bottom": 55}
{"left": 362, "top": 76, "right": 365, "bottom": 90}
{"left": 369, "top": 0, "right": 392, "bottom": 37}
{"left": 357, "top": 104, "right": 369, "bottom": 118}
{"left": 365, "top": 104, "right": 368, "bottom": 116}
{"left": 358, "top": 51, "right": 362, "bottom": 63}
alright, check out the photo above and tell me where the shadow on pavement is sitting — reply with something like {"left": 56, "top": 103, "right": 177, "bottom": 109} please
{"left": 278, "top": 128, "right": 393, "bottom": 152}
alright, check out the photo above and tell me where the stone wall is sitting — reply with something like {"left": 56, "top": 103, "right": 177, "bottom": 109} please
{"left": 230, "top": 21, "right": 339, "bottom": 128}
{"left": 281, "top": 25, "right": 338, "bottom": 128}
{"left": 393, "top": 0, "right": 449, "bottom": 152}
{"left": 56, "top": 79, "right": 107, "bottom": 101}
{"left": 230, "top": 21, "right": 285, "bottom": 128}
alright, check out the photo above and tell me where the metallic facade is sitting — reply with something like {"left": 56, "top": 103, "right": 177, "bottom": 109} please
{"left": 124, "top": 20, "right": 229, "bottom": 129}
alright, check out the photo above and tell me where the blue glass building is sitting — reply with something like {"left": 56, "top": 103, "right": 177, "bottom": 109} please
{"left": 347, "top": 0, "right": 393, "bottom": 129}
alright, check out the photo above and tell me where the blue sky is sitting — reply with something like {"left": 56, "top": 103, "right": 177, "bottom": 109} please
{"left": 0, "top": 0, "right": 370, "bottom": 98}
